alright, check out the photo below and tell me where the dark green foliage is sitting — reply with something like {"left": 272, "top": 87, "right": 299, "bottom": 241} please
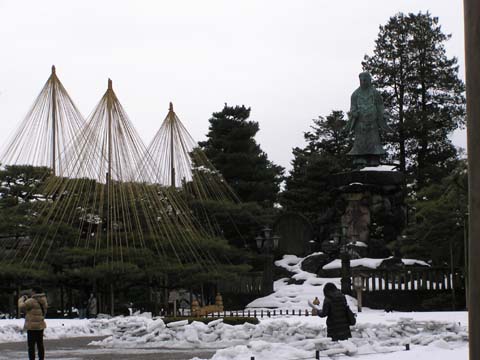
{"left": 0, "top": 262, "right": 51, "bottom": 284}
{"left": 0, "top": 165, "right": 51, "bottom": 204}
{"left": 280, "top": 111, "right": 351, "bottom": 222}
{"left": 189, "top": 198, "right": 271, "bottom": 249}
{"left": 0, "top": 165, "right": 52, "bottom": 244}
{"left": 362, "top": 12, "right": 465, "bottom": 189}
{"left": 163, "top": 316, "right": 259, "bottom": 325}
{"left": 0, "top": 165, "right": 253, "bottom": 309}
{"left": 199, "top": 104, "right": 284, "bottom": 207}
{"left": 401, "top": 159, "right": 467, "bottom": 265}
{"left": 303, "top": 111, "right": 351, "bottom": 160}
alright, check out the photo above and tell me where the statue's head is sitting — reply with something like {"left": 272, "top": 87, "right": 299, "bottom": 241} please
{"left": 359, "top": 72, "right": 372, "bottom": 89}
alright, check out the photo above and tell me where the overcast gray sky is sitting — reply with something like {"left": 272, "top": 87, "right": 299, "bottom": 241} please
{"left": 0, "top": 0, "right": 465, "bottom": 171}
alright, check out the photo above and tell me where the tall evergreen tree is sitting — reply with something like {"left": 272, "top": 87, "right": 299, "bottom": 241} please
{"left": 199, "top": 104, "right": 284, "bottom": 207}
{"left": 362, "top": 12, "right": 465, "bottom": 190}
{"left": 281, "top": 111, "right": 351, "bottom": 222}
{"left": 401, "top": 159, "right": 467, "bottom": 266}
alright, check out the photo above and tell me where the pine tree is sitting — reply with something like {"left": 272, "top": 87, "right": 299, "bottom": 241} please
{"left": 362, "top": 12, "right": 465, "bottom": 190}
{"left": 199, "top": 104, "right": 284, "bottom": 207}
{"left": 401, "top": 159, "right": 467, "bottom": 266}
{"left": 0, "top": 165, "right": 51, "bottom": 246}
{"left": 280, "top": 111, "right": 351, "bottom": 222}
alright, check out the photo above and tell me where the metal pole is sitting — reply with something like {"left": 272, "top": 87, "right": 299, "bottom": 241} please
{"left": 463, "top": 1, "right": 480, "bottom": 358}
{"left": 169, "top": 102, "right": 176, "bottom": 188}
{"left": 51, "top": 65, "right": 57, "bottom": 176}
{"left": 264, "top": 252, "right": 274, "bottom": 294}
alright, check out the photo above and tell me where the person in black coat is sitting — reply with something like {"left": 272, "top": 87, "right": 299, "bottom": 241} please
{"left": 315, "top": 282, "right": 353, "bottom": 341}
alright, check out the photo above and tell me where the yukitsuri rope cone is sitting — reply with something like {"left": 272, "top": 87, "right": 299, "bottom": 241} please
{"left": 144, "top": 103, "right": 254, "bottom": 246}
{"left": 145, "top": 102, "right": 238, "bottom": 202}
{"left": 0, "top": 66, "right": 85, "bottom": 176}
{"left": 8, "top": 79, "right": 231, "bottom": 276}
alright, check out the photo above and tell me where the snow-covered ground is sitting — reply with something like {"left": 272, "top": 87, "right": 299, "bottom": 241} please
{"left": 0, "top": 254, "right": 469, "bottom": 359}
{"left": 0, "top": 312, "right": 468, "bottom": 359}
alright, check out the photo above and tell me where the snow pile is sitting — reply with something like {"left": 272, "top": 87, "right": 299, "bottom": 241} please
{"left": 93, "top": 317, "right": 248, "bottom": 349}
{"left": 92, "top": 315, "right": 467, "bottom": 355}
{"left": 195, "top": 317, "right": 468, "bottom": 359}
{"left": 200, "top": 338, "right": 467, "bottom": 360}
{"left": 0, "top": 317, "right": 119, "bottom": 343}
{"left": 0, "top": 323, "right": 24, "bottom": 343}
{"left": 402, "top": 258, "right": 431, "bottom": 267}
{"left": 360, "top": 165, "right": 398, "bottom": 172}
{"left": 247, "top": 254, "right": 357, "bottom": 310}
{"left": 323, "top": 257, "right": 429, "bottom": 270}
{"left": 246, "top": 254, "right": 427, "bottom": 310}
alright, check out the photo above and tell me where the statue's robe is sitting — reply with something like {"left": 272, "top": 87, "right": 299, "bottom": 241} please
{"left": 347, "top": 86, "right": 386, "bottom": 156}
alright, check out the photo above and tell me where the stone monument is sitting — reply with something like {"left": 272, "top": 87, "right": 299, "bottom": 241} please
{"left": 323, "top": 72, "right": 406, "bottom": 259}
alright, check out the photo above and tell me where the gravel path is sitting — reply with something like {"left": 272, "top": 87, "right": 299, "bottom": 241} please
{"left": 0, "top": 336, "right": 216, "bottom": 360}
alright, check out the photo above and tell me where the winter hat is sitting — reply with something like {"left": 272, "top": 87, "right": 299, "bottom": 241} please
{"left": 323, "top": 282, "right": 338, "bottom": 297}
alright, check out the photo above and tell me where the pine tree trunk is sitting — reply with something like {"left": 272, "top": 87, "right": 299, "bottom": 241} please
{"left": 418, "top": 76, "right": 428, "bottom": 189}
{"left": 68, "top": 287, "right": 73, "bottom": 317}
{"left": 110, "top": 284, "right": 114, "bottom": 316}
{"left": 398, "top": 85, "right": 406, "bottom": 173}
{"left": 16, "top": 285, "right": 20, "bottom": 319}
{"left": 60, "top": 285, "right": 64, "bottom": 317}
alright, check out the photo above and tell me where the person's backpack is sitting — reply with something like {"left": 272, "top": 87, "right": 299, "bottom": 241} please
{"left": 345, "top": 305, "right": 356, "bottom": 325}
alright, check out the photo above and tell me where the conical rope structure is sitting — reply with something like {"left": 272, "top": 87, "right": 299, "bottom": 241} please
{"left": 0, "top": 66, "right": 85, "bottom": 176}
{"left": 145, "top": 102, "right": 239, "bottom": 202}
{"left": 9, "top": 80, "right": 227, "bottom": 272}
{"left": 145, "top": 103, "right": 254, "bottom": 246}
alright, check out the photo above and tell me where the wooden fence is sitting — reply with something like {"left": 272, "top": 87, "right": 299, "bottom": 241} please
{"left": 351, "top": 267, "right": 464, "bottom": 292}
{"left": 217, "top": 273, "right": 265, "bottom": 295}
{"left": 181, "top": 308, "right": 315, "bottom": 318}
{"left": 217, "top": 267, "right": 463, "bottom": 295}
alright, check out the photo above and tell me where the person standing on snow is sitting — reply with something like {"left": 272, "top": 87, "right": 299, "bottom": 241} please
{"left": 309, "top": 282, "right": 354, "bottom": 341}
{"left": 18, "top": 286, "right": 48, "bottom": 360}
{"left": 87, "top": 293, "right": 97, "bottom": 318}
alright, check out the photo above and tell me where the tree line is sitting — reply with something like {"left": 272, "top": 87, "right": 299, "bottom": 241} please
{"left": 200, "top": 12, "right": 467, "bottom": 268}
{"left": 0, "top": 11, "right": 467, "bottom": 315}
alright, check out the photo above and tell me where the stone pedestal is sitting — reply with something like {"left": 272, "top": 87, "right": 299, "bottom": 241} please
{"left": 327, "top": 168, "right": 406, "bottom": 258}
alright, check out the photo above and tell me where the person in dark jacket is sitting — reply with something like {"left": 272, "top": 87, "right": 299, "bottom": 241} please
{"left": 315, "top": 282, "right": 352, "bottom": 341}
{"left": 18, "top": 286, "right": 48, "bottom": 360}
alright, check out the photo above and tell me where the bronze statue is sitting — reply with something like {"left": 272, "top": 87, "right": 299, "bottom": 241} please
{"left": 345, "top": 72, "right": 389, "bottom": 167}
